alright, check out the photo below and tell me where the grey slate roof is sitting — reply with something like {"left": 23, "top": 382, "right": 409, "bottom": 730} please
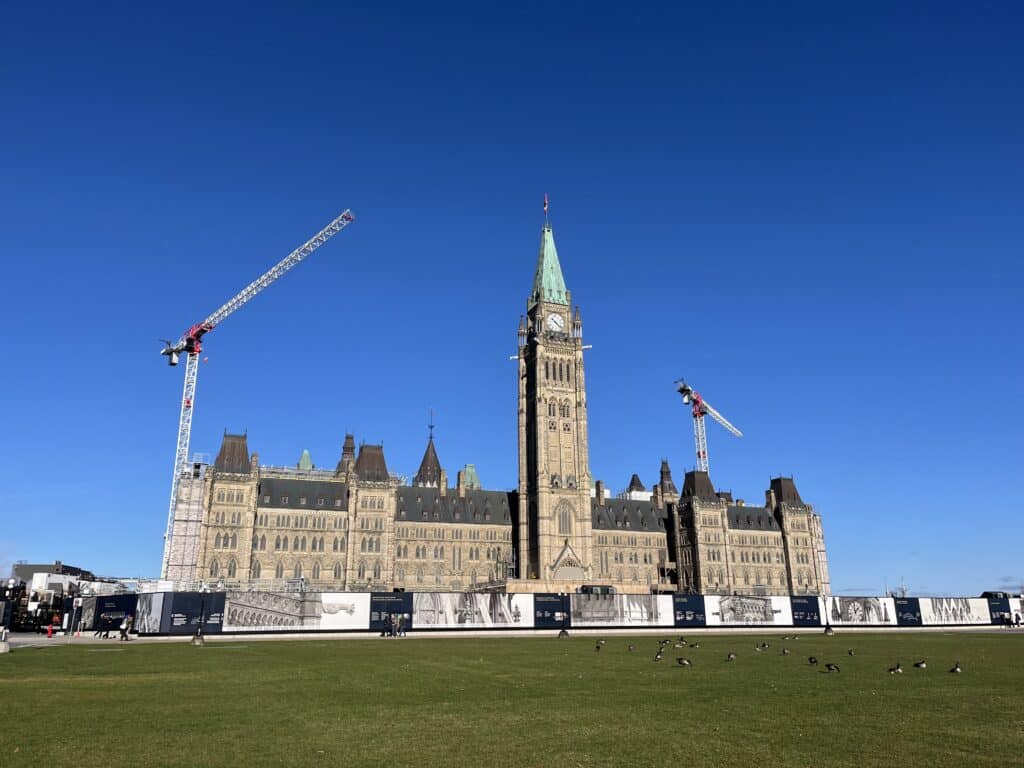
{"left": 354, "top": 444, "right": 389, "bottom": 482}
{"left": 627, "top": 473, "right": 646, "bottom": 492}
{"left": 395, "top": 487, "right": 515, "bottom": 525}
{"left": 214, "top": 432, "right": 250, "bottom": 474}
{"left": 682, "top": 470, "right": 717, "bottom": 502}
{"left": 591, "top": 498, "right": 668, "bottom": 532}
{"left": 257, "top": 477, "right": 348, "bottom": 510}
{"left": 770, "top": 476, "right": 805, "bottom": 506}
{"left": 726, "top": 505, "right": 780, "bottom": 531}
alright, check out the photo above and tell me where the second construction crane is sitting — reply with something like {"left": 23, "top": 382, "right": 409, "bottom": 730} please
{"left": 159, "top": 209, "right": 355, "bottom": 579}
{"left": 675, "top": 379, "right": 742, "bottom": 475}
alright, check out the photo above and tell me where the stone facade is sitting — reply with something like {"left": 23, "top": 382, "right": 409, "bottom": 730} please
{"left": 173, "top": 218, "right": 830, "bottom": 596}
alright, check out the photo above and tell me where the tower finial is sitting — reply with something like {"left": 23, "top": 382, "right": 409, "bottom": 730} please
{"left": 428, "top": 408, "right": 435, "bottom": 440}
{"left": 543, "top": 193, "right": 549, "bottom": 223}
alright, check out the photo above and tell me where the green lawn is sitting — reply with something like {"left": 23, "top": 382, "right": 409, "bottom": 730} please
{"left": 1, "top": 632, "right": 1022, "bottom": 767}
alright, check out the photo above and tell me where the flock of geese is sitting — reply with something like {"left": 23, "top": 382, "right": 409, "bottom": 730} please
{"left": 593, "top": 636, "right": 963, "bottom": 674}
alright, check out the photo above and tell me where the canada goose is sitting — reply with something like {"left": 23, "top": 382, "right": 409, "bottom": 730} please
{"left": 654, "top": 652, "right": 663, "bottom": 662}
{"left": 690, "top": 642, "right": 701, "bottom": 649}
{"left": 676, "top": 657, "right": 692, "bottom": 667}
{"left": 628, "top": 644, "right": 635, "bottom": 652}
{"left": 825, "top": 663, "right": 840, "bottom": 673}
{"left": 594, "top": 643, "right": 602, "bottom": 652}
{"left": 808, "top": 656, "right": 818, "bottom": 665}
{"left": 726, "top": 652, "right": 737, "bottom": 661}
{"left": 913, "top": 660, "right": 927, "bottom": 670}
{"left": 889, "top": 662, "right": 903, "bottom": 674}
{"left": 781, "top": 648, "right": 791, "bottom": 656}
{"left": 949, "top": 661, "right": 961, "bottom": 674}
{"left": 847, "top": 649, "right": 855, "bottom": 656}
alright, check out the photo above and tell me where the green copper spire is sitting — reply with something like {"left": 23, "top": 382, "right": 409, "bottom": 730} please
{"left": 297, "top": 449, "right": 313, "bottom": 471}
{"left": 530, "top": 223, "right": 569, "bottom": 306}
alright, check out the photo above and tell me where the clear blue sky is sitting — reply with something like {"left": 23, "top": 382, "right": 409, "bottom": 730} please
{"left": 1, "top": 3, "right": 1021, "bottom": 595}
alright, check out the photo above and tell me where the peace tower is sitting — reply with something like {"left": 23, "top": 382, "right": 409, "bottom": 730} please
{"left": 515, "top": 219, "right": 594, "bottom": 585}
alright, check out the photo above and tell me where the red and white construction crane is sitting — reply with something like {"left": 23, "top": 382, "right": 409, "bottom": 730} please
{"left": 159, "top": 209, "right": 355, "bottom": 577}
{"left": 675, "top": 379, "right": 742, "bottom": 475}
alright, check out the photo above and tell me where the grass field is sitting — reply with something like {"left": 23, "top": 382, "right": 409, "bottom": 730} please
{"left": 2, "top": 631, "right": 1022, "bottom": 767}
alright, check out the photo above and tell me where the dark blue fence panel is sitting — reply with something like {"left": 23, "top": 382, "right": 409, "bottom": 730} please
{"left": 89, "top": 595, "right": 139, "bottom": 632}
{"left": 162, "top": 592, "right": 225, "bottom": 635}
{"left": 533, "top": 593, "right": 570, "bottom": 629}
{"left": 987, "top": 596, "right": 1012, "bottom": 626}
{"left": 790, "top": 596, "right": 822, "bottom": 627}
{"left": 672, "top": 595, "right": 706, "bottom": 627}
{"left": 370, "top": 592, "right": 412, "bottom": 633}
{"left": 894, "top": 597, "right": 922, "bottom": 626}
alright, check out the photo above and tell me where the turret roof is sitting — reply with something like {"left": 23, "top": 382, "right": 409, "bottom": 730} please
{"left": 413, "top": 437, "right": 442, "bottom": 487}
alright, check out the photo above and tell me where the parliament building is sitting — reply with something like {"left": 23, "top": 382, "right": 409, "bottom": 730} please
{"left": 165, "top": 219, "right": 831, "bottom": 596}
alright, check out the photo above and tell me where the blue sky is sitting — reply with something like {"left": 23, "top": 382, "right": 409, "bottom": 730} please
{"left": 1, "top": 3, "right": 1021, "bottom": 595}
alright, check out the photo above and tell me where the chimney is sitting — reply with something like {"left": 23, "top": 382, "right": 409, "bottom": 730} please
{"left": 653, "top": 483, "right": 664, "bottom": 509}
{"left": 250, "top": 452, "right": 260, "bottom": 470}
{"left": 439, "top": 468, "right": 448, "bottom": 497}
{"left": 765, "top": 488, "right": 777, "bottom": 508}
{"left": 456, "top": 470, "right": 466, "bottom": 498}
{"left": 736, "top": 499, "right": 745, "bottom": 507}
{"left": 596, "top": 480, "right": 606, "bottom": 506}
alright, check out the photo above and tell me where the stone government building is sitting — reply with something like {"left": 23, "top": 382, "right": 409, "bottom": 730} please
{"left": 165, "top": 219, "right": 830, "bottom": 596}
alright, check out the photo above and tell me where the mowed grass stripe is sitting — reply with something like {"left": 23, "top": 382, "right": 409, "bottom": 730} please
{"left": 0, "top": 632, "right": 1020, "bottom": 767}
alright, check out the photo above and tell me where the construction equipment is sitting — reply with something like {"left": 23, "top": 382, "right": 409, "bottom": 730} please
{"left": 159, "top": 209, "right": 355, "bottom": 578}
{"left": 674, "top": 379, "right": 742, "bottom": 475}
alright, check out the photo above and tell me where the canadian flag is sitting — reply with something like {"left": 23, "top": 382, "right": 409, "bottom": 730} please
{"left": 543, "top": 193, "right": 549, "bottom": 216}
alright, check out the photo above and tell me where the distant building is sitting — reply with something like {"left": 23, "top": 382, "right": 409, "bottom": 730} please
{"left": 165, "top": 216, "right": 830, "bottom": 596}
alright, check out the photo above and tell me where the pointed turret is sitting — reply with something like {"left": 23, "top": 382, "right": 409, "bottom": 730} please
{"left": 659, "top": 459, "right": 678, "bottom": 496}
{"left": 335, "top": 433, "right": 356, "bottom": 475}
{"left": 297, "top": 449, "right": 313, "bottom": 471}
{"left": 529, "top": 223, "right": 569, "bottom": 306}
{"left": 413, "top": 436, "right": 442, "bottom": 488}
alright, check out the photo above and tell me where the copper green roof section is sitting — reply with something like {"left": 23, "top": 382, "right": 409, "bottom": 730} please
{"left": 297, "top": 449, "right": 313, "bottom": 471}
{"left": 530, "top": 224, "right": 568, "bottom": 306}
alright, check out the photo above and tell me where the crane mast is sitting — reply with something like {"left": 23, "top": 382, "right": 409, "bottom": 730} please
{"left": 160, "top": 209, "right": 355, "bottom": 579}
{"left": 675, "top": 379, "right": 742, "bottom": 475}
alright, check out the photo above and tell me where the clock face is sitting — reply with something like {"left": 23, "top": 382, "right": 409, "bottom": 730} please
{"left": 547, "top": 313, "right": 565, "bottom": 332}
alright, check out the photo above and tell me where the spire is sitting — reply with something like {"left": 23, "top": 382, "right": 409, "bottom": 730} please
{"left": 529, "top": 217, "right": 568, "bottom": 307}
{"left": 413, "top": 432, "right": 443, "bottom": 488}
{"left": 297, "top": 449, "right": 313, "bottom": 471}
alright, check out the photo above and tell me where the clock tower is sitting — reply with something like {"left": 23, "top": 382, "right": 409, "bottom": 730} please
{"left": 516, "top": 217, "right": 593, "bottom": 584}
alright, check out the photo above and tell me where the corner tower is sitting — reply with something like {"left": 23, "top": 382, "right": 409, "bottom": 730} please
{"left": 516, "top": 215, "right": 593, "bottom": 584}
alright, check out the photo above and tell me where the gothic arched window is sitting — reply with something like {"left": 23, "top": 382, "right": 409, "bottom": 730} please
{"left": 312, "top": 563, "right": 321, "bottom": 580}
{"left": 275, "top": 562, "right": 284, "bottom": 579}
{"left": 227, "top": 559, "right": 236, "bottom": 578}
{"left": 333, "top": 562, "right": 342, "bottom": 579}
{"left": 251, "top": 560, "right": 261, "bottom": 579}
{"left": 209, "top": 560, "right": 219, "bottom": 577}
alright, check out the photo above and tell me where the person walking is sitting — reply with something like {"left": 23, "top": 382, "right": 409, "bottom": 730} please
{"left": 119, "top": 616, "right": 128, "bottom": 641}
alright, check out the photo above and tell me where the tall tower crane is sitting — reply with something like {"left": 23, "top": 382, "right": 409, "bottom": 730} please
{"left": 159, "top": 209, "right": 355, "bottom": 578}
{"left": 675, "top": 379, "right": 742, "bottom": 475}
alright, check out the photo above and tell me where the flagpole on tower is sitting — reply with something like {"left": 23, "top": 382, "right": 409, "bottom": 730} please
{"left": 543, "top": 193, "right": 549, "bottom": 225}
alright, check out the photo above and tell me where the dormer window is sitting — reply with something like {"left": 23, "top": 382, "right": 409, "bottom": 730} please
{"left": 281, "top": 496, "right": 289, "bottom": 504}
{"left": 317, "top": 497, "right": 325, "bottom": 507}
